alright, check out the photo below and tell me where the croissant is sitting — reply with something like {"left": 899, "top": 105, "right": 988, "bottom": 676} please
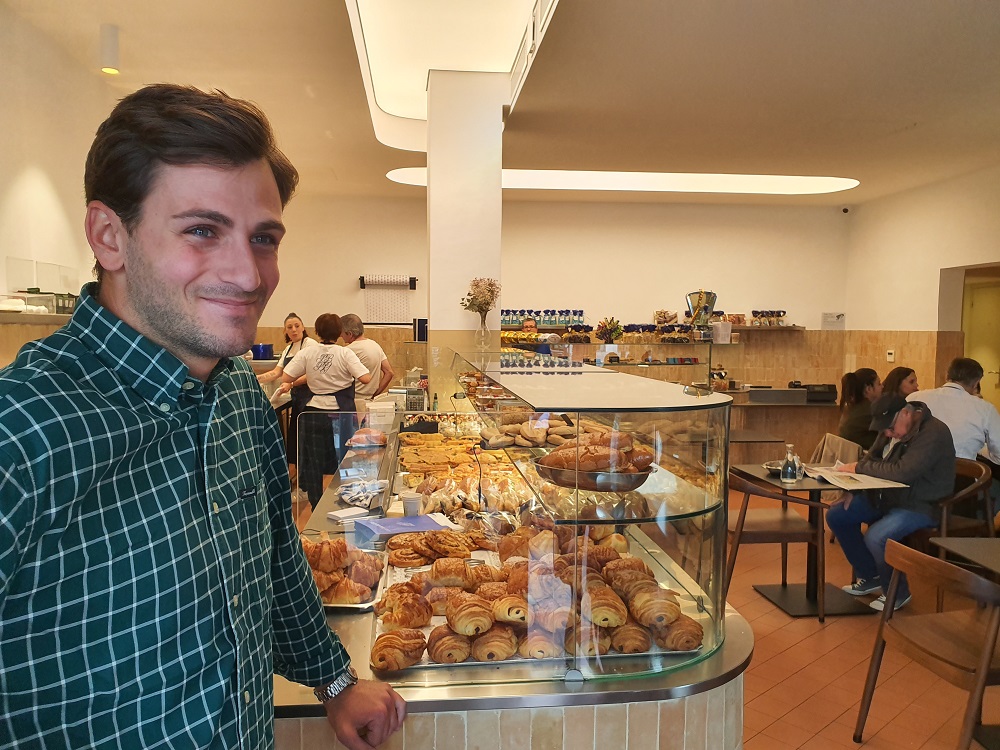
{"left": 370, "top": 628, "right": 426, "bottom": 671}
{"left": 408, "top": 572, "right": 430, "bottom": 594}
{"left": 606, "top": 569, "right": 657, "bottom": 600}
{"left": 580, "top": 586, "right": 628, "bottom": 628}
{"left": 374, "top": 581, "right": 420, "bottom": 615}
{"left": 427, "top": 558, "right": 472, "bottom": 589}
{"left": 603, "top": 557, "right": 653, "bottom": 578}
{"left": 526, "top": 603, "right": 571, "bottom": 634}
{"left": 627, "top": 581, "right": 681, "bottom": 628}
{"left": 553, "top": 553, "right": 600, "bottom": 575}
{"left": 578, "top": 543, "right": 620, "bottom": 568}
{"left": 379, "top": 593, "right": 433, "bottom": 631}
{"left": 597, "top": 533, "right": 629, "bottom": 554}
{"left": 471, "top": 623, "right": 518, "bottom": 662}
{"left": 466, "top": 564, "right": 505, "bottom": 591}
{"left": 498, "top": 534, "right": 531, "bottom": 562}
{"left": 312, "top": 568, "right": 344, "bottom": 595}
{"left": 564, "top": 621, "right": 611, "bottom": 657}
{"left": 322, "top": 577, "right": 371, "bottom": 605}
{"left": 301, "top": 536, "right": 351, "bottom": 572}
{"left": 348, "top": 554, "right": 383, "bottom": 589}
{"left": 528, "top": 530, "right": 560, "bottom": 560}
{"left": 556, "top": 566, "right": 608, "bottom": 597}
{"left": 518, "top": 631, "right": 564, "bottom": 659}
{"left": 446, "top": 592, "right": 494, "bottom": 636}
{"left": 652, "top": 614, "right": 703, "bottom": 651}
{"left": 610, "top": 615, "right": 652, "bottom": 654}
{"left": 425, "top": 586, "right": 463, "bottom": 616}
{"left": 505, "top": 562, "right": 529, "bottom": 595}
{"left": 475, "top": 582, "right": 510, "bottom": 601}
{"left": 427, "top": 624, "right": 471, "bottom": 664}
{"left": 492, "top": 594, "right": 528, "bottom": 624}
{"left": 527, "top": 574, "right": 573, "bottom": 607}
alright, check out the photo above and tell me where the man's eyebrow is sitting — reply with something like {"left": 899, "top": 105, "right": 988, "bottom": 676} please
{"left": 255, "top": 219, "right": 286, "bottom": 234}
{"left": 172, "top": 210, "right": 233, "bottom": 228}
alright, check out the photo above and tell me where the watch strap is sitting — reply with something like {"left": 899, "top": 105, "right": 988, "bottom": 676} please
{"left": 313, "top": 665, "right": 358, "bottom": 703}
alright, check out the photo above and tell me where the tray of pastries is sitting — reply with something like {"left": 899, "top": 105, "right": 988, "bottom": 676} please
{"left": 369, "top": 522, "right": 704, "bottom": 672}
{"left": 300, "top": 532, "right": 387, "bottom": 610}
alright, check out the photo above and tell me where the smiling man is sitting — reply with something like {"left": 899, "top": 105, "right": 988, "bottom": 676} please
{"left": 827, "top": 393, "right": 955, "bottom": 612}
{"left": 0, "top": 85, "right": 404, "bottom": 749}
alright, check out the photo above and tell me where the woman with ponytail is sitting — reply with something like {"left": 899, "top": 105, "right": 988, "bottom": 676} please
{"left": 838, "top": 367, "right": 883, "bottom": 449}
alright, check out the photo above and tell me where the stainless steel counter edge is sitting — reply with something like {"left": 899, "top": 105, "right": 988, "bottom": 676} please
{"left": 274, "top": 609, "right": 753, "bottom": 718}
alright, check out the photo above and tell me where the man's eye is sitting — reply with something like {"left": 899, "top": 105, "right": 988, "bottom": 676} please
{"left": 188, "top": 226, "right": 215, "bottom": 238}
{"left": 252, "top": 234, "right": 279, "bottom": 248}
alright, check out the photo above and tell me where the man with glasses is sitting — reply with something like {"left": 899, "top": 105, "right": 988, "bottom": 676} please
{"left": 827, "top": 393, "right": 955, "bottom": 611}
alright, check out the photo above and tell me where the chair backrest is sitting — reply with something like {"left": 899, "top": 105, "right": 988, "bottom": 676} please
{"left": 809, "top": 433, "right": 864, "bottom": 465}
{"left": 885, "top": 539, "right": 1000, "bottom": 606}
{"left": 943, "top": 458, "right": 993, "bottom": 516}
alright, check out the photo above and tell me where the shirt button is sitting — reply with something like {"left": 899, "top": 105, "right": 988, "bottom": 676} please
{"left": 213, "top": 502, "right": 220, "bottom": 513}
{"left": 232, "top": 595, "right": 239, "bottom": 607}
{"left": 159, "top": 403, "right": 171, "bottom": 412}
{"left": 182, "top": 381, "right": 195, "bottom": 390}
{"left": 244, "top": 691, "right": 251, "bottom": 704}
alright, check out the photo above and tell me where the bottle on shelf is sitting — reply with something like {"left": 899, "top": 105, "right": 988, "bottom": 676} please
{"left": 780, "top": 443, "right": 797, "bottom": 484}
{"left": 431, "top": 392, "right": 439, "bottom": 411}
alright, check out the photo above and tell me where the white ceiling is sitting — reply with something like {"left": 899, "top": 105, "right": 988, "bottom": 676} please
{"left": 7, "top": 0, "right": 1000, "bottom": 207}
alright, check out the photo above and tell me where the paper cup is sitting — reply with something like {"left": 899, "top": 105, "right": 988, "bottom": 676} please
{"left": 400, "top": 491, "right": 421, "bottom": 517}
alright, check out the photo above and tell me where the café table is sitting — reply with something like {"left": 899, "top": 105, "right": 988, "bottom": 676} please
{"left": 930, "top": 537, "right": 1000, "bottom": 750}
{"left": 730, "top": 464, "right": 875, "bottom": 618}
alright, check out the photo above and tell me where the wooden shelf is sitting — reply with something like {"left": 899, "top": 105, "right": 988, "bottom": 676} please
{"left": 731, "top": 325, "right": 805, "bottom": 331}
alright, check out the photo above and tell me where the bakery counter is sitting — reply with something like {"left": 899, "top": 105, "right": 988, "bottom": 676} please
{"left": 273, "top": 607, "right": 751, "bottom": 749}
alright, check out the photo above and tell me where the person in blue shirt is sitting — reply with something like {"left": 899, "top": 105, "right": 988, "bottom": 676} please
{"left": 0, "top": 84, "right": 404, "bottom": 750}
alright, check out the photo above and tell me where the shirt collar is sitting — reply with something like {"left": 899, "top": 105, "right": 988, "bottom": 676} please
{"left": 68, "top": 283, "right": 236, "bottom": 406}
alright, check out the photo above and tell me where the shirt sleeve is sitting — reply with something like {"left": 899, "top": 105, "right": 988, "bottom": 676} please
{"left": 984, "top": 402, "right": 1000, "bottom": 462}
{"left": 282, "top": 349, "right": 307, "bottom": 380}
{"left": 343, "top": 348, "right": 370, "bottom": 380}
{"left": 0, "top": 448, "right": 39, "bottom": 605}
{"left": 262, "top": 402, "right": 349, "bottom": 686}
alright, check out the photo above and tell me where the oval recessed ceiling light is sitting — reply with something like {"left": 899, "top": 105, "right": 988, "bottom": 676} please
{"left": 387, "top": 167, "right": 859, "bottom": 195}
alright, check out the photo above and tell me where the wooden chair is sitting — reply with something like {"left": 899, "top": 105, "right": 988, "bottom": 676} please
{"left": 906, "top": 458, "right": 994, "bottom": 556}
{"left": 854, "top": 540, "right": 1000, "bottom": 749}
{"left": 725, "top": 471, "right": 829, "bottom": 619}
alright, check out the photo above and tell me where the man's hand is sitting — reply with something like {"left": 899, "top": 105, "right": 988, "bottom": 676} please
{"left": 836, "top": 462, "right": 858, "bottom": 473}
{"left": 324, "top": 679, "right": 406, "bottom": 749}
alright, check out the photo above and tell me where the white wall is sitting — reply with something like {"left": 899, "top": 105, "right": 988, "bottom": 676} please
{"left": 502, "top": 201, "right": 850, "bottom": 329}
{"left": 263, "top": 195, "right": 429, "bottom": 327}
{"left": 845, "top": 162, "right": 1000, "bottom": 331}
{"left": 0, "top": 6, "right": 111, "bottom": 294}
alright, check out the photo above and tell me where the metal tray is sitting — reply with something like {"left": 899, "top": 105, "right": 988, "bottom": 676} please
{"left": 318, "top": 548, "right": 388, "bottom": 612}
{"left": 533, "top": 459, "right": 653, "bottom": 492}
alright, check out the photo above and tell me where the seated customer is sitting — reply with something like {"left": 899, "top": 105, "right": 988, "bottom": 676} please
{"left": 909, "top": 357, "right": 1000, "bottom": 462}
{"left": 827, "top": 394, "right": 955, "bottom": 611}
{"left": 837, "top": 367, "right": 883, "bottom": 449}
{"left": 882, "top": 366, "right": 919, "bottom": 398}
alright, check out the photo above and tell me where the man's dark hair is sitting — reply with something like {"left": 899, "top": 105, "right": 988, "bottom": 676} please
{"left": 85, "top": 84, "right": 298, "bottom": 282}
{"left": 315, "top": 313, "right": 343, "bottom": 343}
{"left": 947, "top": 357, "right": 984, "bottom": 387}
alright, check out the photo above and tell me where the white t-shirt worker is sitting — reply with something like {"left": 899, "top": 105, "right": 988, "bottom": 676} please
{"left": 284, "top": 344, "right": 369, "bottom": 411}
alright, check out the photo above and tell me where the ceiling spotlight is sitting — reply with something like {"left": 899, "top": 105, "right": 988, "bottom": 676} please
{"left": 100, "top": 23, "right": 120, "bottom": 75}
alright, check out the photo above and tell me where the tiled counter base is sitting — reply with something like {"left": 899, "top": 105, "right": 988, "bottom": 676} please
{"left": 276, "top": 676, "right": 743, "bottom": 750}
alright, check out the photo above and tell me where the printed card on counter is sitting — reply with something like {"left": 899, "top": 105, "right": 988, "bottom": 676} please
{"left": 353, "top": 514, "right": 454, "bottom": 544}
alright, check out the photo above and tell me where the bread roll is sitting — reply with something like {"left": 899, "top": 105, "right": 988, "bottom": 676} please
{"left": 427, "top": 624, "right": 471, "bottom": 664}
{"left": 538, "top": 445, "right": 627, "bottom": 472}
{"left": 370, "top": 628, "right": 426, "bottom": 671}
{"left": 471, "top": 624, "right": 518, "bottom": 662}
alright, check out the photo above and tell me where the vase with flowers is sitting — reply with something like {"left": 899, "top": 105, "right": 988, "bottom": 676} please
{"left": 594, "top": 316, "right": 623, "bottom": 344}
{"left": 460, "top": 277, "right": 501, "bottom": 349}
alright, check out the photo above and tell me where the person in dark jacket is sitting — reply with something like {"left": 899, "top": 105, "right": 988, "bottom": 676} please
{"left": 837, "top": 367, "right": 882, "bottom": 449}
{"left": 827, "top": 394, "right": 955, "bottom": 611}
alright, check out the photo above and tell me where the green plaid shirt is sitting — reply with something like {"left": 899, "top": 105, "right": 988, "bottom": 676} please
{"left": 0, "top": 284, "right": 348, "bottom": 748}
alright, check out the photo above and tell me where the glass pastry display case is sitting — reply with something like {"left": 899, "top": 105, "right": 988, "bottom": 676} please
{"left": 353, "top": 349, "right": 731, "bottom": 688}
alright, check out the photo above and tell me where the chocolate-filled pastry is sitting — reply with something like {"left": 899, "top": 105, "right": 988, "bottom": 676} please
{"left": 492, "top": 593, "right": 528, "bottom": 624}
{"left": 564, "top": 621, "right": 611, "bottom": 657}
{"left": 580, "top": 586, "right": 628, "bottom": 629}
{"left": 651, "top": 613, "right": 703, "bottom": 651}
{"left": 427, "top": 557, "right": 472, "bottom": 589}
{"left": 518, "top": 631, "right": 565, "bottom": 659}
{"left": 578, "top": 543, "right": 620, "bottom": 568}
{"left": 425, "top": 586, "right": 463, "bottom": 616}
{"left": 610, "top": 615, "right": 653, "bottom": 654}
{"left": 379, "top": 592, "right": 432, "bottom": 631}
{"left": 471, "top": 623, "right": 518, "bottom": 662}
{"left": 556, "top": 566, "right": 607, "bottom": 596}
{"left": 446, "top": 592, "right": 494, "bottom": 636}
{"left": 603, "top": 557, "right": 653, "bottom": 578}
{"left": 526, "top": 603, "right": 571, "bottom": 634}
{"left": 475, "top": 581, "right": 510, "bottom": 601}
{"left": 427, "top": 624, "right": 471, "bottom": 664}
{"left": 370, "top": 628, "right": 427, "bottom": 671}
{"left": 626, "top": 581, "right": 681, "bottom": 628}
{"left": 605, "top": 569, "right": 657, "bottom": 600}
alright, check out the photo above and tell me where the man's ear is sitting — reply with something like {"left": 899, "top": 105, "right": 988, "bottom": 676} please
{"left": 85, "top": 201, "right": 129, "bottom": 272}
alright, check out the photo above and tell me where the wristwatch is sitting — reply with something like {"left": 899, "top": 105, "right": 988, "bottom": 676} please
{"left": 313, "top": 665, "right": 358, "bottom": 703}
